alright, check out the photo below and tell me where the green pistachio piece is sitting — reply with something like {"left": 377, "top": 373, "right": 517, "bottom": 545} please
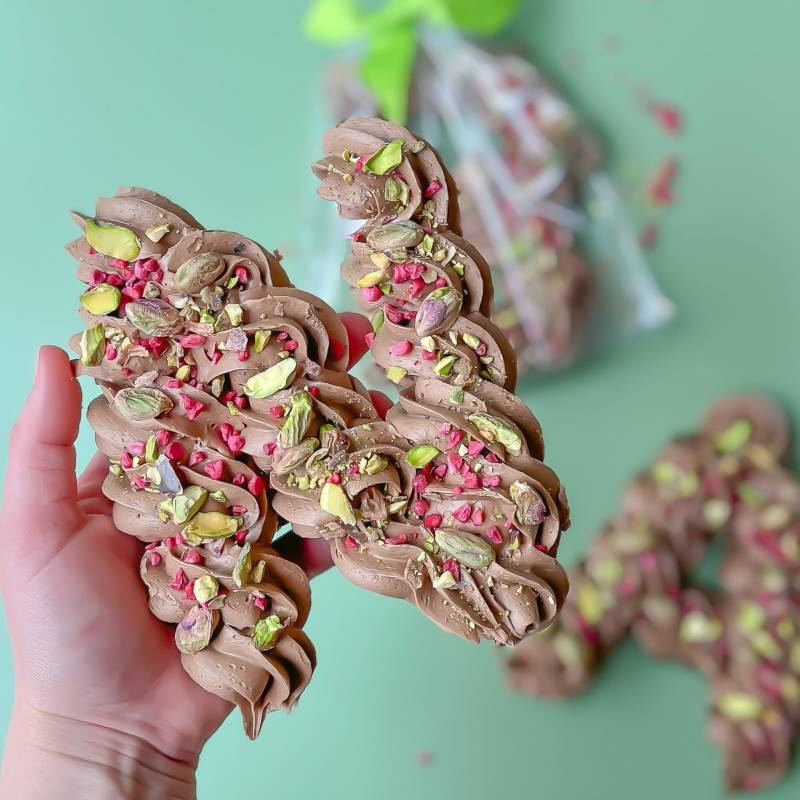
{"left": 434, "top": 528, "right": 495, "bottom": 570}
{"left": 80, "top": 323, "right": 106, "bottom": 366}
{"left": 718, "top": 693, "right": 763, "bottom": 721}
{"left": 125, "top": 299, "right": 183, "bottom": 337}
{"left": 169, "top": 485, "right": 209, "bottom": 524}
{"left": 363, "top": 453, "right": 389, "bottom": 475}
{"left": 357, "top": 268, "right": 387, "bottom": 288}
{"left": 225, "top": 303, "right": 243, "bottom": 326}
{"left": 362, "top": 138, "right": 404, "bottom": 175}
{"left": 462, "top": 333, "right": 480, "bottom": 349}
{"left": 370, "top": 309, "right": 385, "bottom": 332}
{"left": 115, "top": 387, "right": 173, "bottom": 421}
{"left": 174, "top": 253, "right": 225, "bottom": 294}
{"left": 320, "top": 481, "right": 355, "bottom": 525}
{"left": 254, "top": 330, "right": 271, "bottom": 354}
{"left": 183, "top": 511, "right": 238, "bottom": 540}
{"left": 109, "top": 463, "right": 123, "bottom": 477}
{"left": 432, "top": 571, "right": 457, "bottom": 589}
{"left": 737, "top": 602, "right": 765, "bottom": 632}
{"left": 468, "top": 413, "right": 523, "bottom": 456}
{"left": 367, "top": 220, "right": 425, "bottom": 250}
{"left": 193, "top": 575, "right": 219, "bottom": 604}
{"left": 145, "top": 434, "right": 159, "bottom": 463}
{"left": 233, "top": 543, "right": 252, "bottom": 589}
{"left": 591, "top": 559, "right": 624, "bottom": 584}
{"left": 252, "top": 614, "right": 283, "bottom": 651}
{"left": 406, "top": 445, "right": 440, "bottom": 468}
{"left": 433, "top": 355, "right": 457, "bottom": 377}
{"left": 713, "top": 418, "right": 753, "bottom": 453}
{"left": 575, "top": 582, "right": 603, "bottom": 624}
{"left": 244, "top": 358, "right": 297, "bottom": 399}
{"left": 80, "top": 283, "right": 121, "bottom": 316}
{"left": 702, "top": 498, "right": 732, "bottom": 530}
{"left": 420, "top": 336, "right": 436, "bottom": 352}
{"left": 448, "top": 387, "right": 464, "bottom": 405}
{"left": 679, "top": 611, "right": 722, "bottom": 643}
{"left": 510, "top": 481, "right": 547, "bottom": 526}
{"left": 84, "top": 218, "right": 141, "bottom": 260}
{"left": 387, "top": 499, "right": 408, "bottom": 514}
{"left": 384, "top": 176, "right": 409, "bottom": 206}
{"left": 273, "top": 437, "right": 319, "bottom": 476}
{"left": 415, "top": 287, "right": 463, "bottom": 337}
{"left": 175, "top": 605, "right": 215, "bottom": 654}
{"left": 144, "top": 223, "right": 170, "bottom": 242}
{"left": 385, "top": 366, "right": 407, "bottom": 384}
{"left": 278, "top": 391, "right": 314, "bottom": 449}
{"left": 369, "top": 252, "right": 390, "bottom": 269}
{"left": 420, "top": 234, "right": 434, "bottom": 254}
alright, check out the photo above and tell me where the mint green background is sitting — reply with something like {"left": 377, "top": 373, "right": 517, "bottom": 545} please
{"left": 1, "top": 1, "right": 799, "bottom": 797}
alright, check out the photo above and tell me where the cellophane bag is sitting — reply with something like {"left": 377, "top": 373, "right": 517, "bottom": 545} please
{"left": 309, "top": 26, "right": 674, "bottom": 378}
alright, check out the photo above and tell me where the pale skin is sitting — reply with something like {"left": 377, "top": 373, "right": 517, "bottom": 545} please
{"left": 0, "top": 314, "right": 389, "bottom": 799}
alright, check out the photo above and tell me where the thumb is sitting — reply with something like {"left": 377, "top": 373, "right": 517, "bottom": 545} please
{"left": 3, "top": 346, "right": 83, "bottom": 526}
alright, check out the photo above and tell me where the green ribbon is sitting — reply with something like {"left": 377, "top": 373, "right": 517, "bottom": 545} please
{"left": 305, "top": 0, "right": 520, "bottom": 123}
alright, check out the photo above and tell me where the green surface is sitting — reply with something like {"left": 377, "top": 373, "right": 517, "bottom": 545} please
{"left": 1, "top": 1, "right": 799, "bottom": 798}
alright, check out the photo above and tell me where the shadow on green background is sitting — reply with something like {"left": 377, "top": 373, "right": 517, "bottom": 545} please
{"left": 0, "top": 1, "right": 798, "bottom": 798}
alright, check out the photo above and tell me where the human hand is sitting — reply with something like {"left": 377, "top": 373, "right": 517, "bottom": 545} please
{"left": 0, "top": 314, "right": 388, "bottom": 799}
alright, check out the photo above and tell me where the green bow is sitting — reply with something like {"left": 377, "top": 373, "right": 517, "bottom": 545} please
{"left": 305, "top": 0, "right": 520, "bottom": 123}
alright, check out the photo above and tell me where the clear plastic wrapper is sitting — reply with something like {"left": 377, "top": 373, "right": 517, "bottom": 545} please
{"left": 310, "top": 26, "right": 674, "bottom": 376}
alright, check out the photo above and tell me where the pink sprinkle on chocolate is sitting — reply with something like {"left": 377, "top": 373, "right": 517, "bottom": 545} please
{"left": 384, "top": 304, "right": 405, "bottom": 324}
{"left": 232, "top": 473, "right": 246, "bottom": 487}
{"left": 412, "top": 474, "right": 429, "bottom": 494}
{"left": 453, "top": 503, "right": 472, "bottom": 523}
{"left": 433, "top": 463, "right": 448, "bottom": 480}
{"left": 442, "top": 558, "right": 461, "bottom": 582}
{"left": 238, "top": 351, "right": 250, "bottom": 362}
{"left": 446, "top": 430, "right": 463, "bottom": 450}
{"left": 235, "top": 530, "right": 249, "bottom": 545}
{"left": 411, "top": 498, "right": 429, "bottom": 516}
{"left": 535, "top": 544, "right": 549, "bottom": 553}
{"left": 165, "top": 379, "right": 183, "bottom": 389}
{"left": 211, "top": 350, "right": 223, "bottom": 365}
{"left": 164, "top": 536, "right": 177, "bottom": 550}
{"left": 188, "top": 450, "right": 206, "bottom": 467}
{"left": 183, "top": 549, "right": 202, "bottom": 565}
{"left": 204, "top": 460, "right": 224, "bottom": 480}
{"left": 424, "top": 179, "right": 442, "bottom": 198}
{"left": 179, "top": 333, "right": 206, "bottom": 348}
{"left": 253, "top": 594, "right": 267, "bottom": 611}
{"left": 155, "top": 429, "right": 172, "bottom": 448}
{"left": 269, "top": 405, "right": 285, "bottom": 419}
{"left": 308, "top": 386, "right": 320, "bottom": 397}
{"left": 463, "top": 472, "right": 480, "bottom": 490}
{"left": 164, "top": 442, "right": 185, "bottom": 461}
{"left": 434, "top": 277, "right": 447, "bottom": 288}
{"left": 386, "top": 534, "right": 408, "bottom": 546}
{"left": 179, "top": 393, "right": 207, "bottom": 421}
{"left": 175, "top": 534, "right": 186, "bottom": 546}
{"left": 119, "top": 451, "right": 133, "bottom": 469}
{"left": 446, "top": 453, "right": 464, "bottom": 474}
{"left": 467, "top": 439, "right": 484, "bottom": 457}
{"left": 233, "top": 394, "right": 248, "bottom": 410}
{"left": 283, "top": 339, "right": 298, "bottom": 352}
{"left": 453, "top": 486, "right": 463, "bottom": 495}
{"left": 482, "top": 475, "right": 501, "bottom": 488}
{"left": 231, "top": 505, "right": 247, "bottom": 515}
{"left": 104, "top": 343, "right": 117, "bottom": 361}
{"left": 169, "top": 568, "right": 189, "bottom": 590}
{"left": 108, "top": 258, "right": 128, "bottom": 269}
{"left": 422, "top": 350, "right": 437, "bottom": 361}
{"left": 185, "top": 582, "right": 196, "bottom": 601}
{"left": 360, "top": 286, "right": 382, "bottom": 302}
{"left": 471, "top": 503, "right": 485, "bottom": 525}
{"left": 485, "top": 452, "right": 500, "bottom": 464}
{"left": 145, "top": 541, "right": 158, "bottom": 551}
{"left": 364, "top": 331, "right": 376, "bottom": 348}
{"left": 487, "top": 526, "right": 503, "bottom": 544}
{"left": 424, "top": 513, "right": 443, "bottom": 529}
{"left": 230, "top": 429, "right": 248, "bottom": 453}
{"left": 121, "top": 367, "right": 133, "bottom": 377}
{"left": 234, "top": 265, "right": 249, "bottom": 283}
{"left": 344, "top": 535, "right": 359, "bottom": 549}
{"left": 408, "top": 277, "right": 425, "bottom": 298}
{"left": 328, "top": 472, "right": 341, "bottom": 485}
{"left": 263, "top": 442, "right": 277, "bottom": 456}
{"left": 248, "top": 475, "right": 265, "bottom": 495}
{"left": 389, "top": 340, "right": 413, "bottom": 356}
{"left": 128, "top": 441, "right": 146, "bottom": 456}
{"left": 219, "top": 422, "right": 234, "bottom": 441}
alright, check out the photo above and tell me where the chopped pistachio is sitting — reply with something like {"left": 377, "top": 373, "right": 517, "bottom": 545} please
{"left": 362, "top": 139, "right": 404, "bottom": 175}
{"left": 385, "top": 366, "right": 407, "bottom": 384}
{"left": 254, "top": 330, "right": 271, "bottom": 354}
{"left": 243, "top": 358, "right": 297, "bottom": 398}
{"left": 252, "top": 614, "right": 283, "bottom": 651}
{"left": 713, "top": 418, "right": 753, "bottom": 453}
{"left": 193, "top": 575, "right": 219, "bottom": 604}
{"left": 182, "top": 511, "right": 239, "bottom": 540}
{"left": 80, "top": 324, "right": 106, "bottom": 366}
{"left": 320, "top": 482, "right": 355, "bottom": 525}
{"left": 144, "top": 223, "right": 170, "bottom": 242}
{"left": 406, "top": 445, "right": 440, "bottom": 468}
{"left": 80, "top": 283, "right": 121, "bottom": 315}
{"left": 224, "top": 303, "right": 243, "bottom": 326}
{"left": 233, "top": 543, "right": 252, "bottom": 589}
{"left": 84, "top": 218, "right": 141, "bottom": 260}
{"left": 433, "top": 355, "right": 457, "bottom": 377}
